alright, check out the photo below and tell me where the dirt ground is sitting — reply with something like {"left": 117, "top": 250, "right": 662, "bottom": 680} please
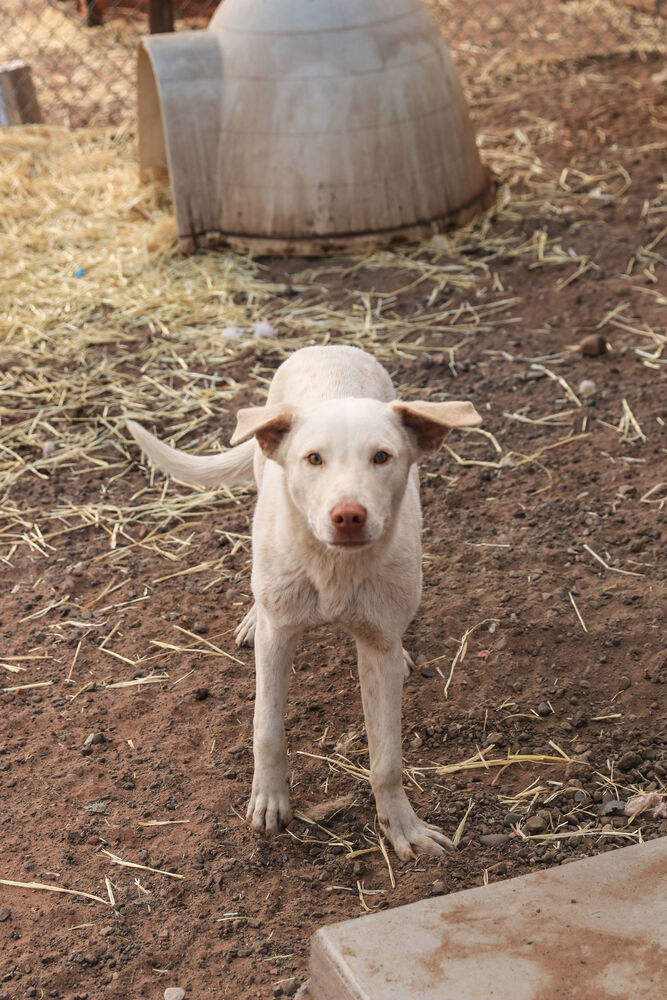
{"left": 0, "top": 52, "right": 665, "bottom": 1000}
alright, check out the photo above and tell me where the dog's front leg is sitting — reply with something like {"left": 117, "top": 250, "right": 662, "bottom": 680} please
{"left": 247, "top": 607, "right": 300, "bottom": 835}
{"left": 356, "top": 637, "right": 455, "bottom": 861}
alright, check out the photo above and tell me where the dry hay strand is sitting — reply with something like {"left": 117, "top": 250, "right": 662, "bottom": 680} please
{"left": 100, "top": 848, "right": 186, "bottom": 880}
{"left": 0, "top": 876, "right": 110, "bottom": 907}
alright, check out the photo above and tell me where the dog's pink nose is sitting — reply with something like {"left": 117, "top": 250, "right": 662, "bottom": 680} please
{"left": 330, "top": 502, "right": 367, "bottom": 537}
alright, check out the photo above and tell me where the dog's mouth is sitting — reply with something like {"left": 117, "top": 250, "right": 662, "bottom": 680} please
{"left": 327, "top": 538, "right": 372, "bottom": 551}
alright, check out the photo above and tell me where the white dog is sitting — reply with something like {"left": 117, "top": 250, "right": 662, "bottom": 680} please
{"left": 127, "top": 345, "right": 480, "bottom": 859}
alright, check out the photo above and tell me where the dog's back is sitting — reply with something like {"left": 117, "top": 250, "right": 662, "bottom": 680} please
{"left": 266, "top": 345, "right": 395, "bottom": 407}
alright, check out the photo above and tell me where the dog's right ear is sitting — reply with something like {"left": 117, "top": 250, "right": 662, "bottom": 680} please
{"left": 230, "top": 404, "right": 296, "bottom": 457}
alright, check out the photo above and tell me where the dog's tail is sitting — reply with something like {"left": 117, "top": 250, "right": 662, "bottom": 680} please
{"left": 126, "top": 420, "right": 255, "bottom": 489}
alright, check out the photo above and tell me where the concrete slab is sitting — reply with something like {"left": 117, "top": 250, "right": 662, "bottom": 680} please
{"left": 310, "top": 837, "right": 666, "bottom": 1000}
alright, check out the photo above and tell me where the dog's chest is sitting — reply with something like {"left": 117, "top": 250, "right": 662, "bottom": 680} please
{"left": 256, "top": 555, "right": 420, "bottom": 634}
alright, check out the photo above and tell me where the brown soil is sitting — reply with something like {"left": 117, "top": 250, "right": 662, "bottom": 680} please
{"left": 1, "top": 53, "right": 665, "bottom": 1000}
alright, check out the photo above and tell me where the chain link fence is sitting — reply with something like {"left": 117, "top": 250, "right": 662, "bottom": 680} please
{"left": 0, "top": 0, "right": 664, "bottom": 128}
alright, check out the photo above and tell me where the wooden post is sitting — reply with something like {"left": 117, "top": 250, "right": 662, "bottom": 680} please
{"left": 149, "top": 0, "right": 174, "bottom": 34}
{"left": 0, "top": 61, "right": 42, "bottom": 126}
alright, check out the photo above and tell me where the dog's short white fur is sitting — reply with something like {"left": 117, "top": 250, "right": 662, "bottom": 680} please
{"left": 127, "top": 345, "right": 481, "bottom": 859}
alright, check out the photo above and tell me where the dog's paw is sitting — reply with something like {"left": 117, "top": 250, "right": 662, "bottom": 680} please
{"left": 247, "top": 782, "right": 292, "bottom": 835}
{"left": 378, "top": 797, "right": 456, "bottom": 861}
{"left": 402, "top": 647, "right": 415, "bottom": 679}
{"left": 235, "top": 604, "right": 257, "bottom": 647}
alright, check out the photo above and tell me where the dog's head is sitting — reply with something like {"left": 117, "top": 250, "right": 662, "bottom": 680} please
{"left": 231, "top": 397, "right": 481, "bottom": 550}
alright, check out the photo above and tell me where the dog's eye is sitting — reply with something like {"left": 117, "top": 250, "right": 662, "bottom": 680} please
{"left": 307, "top": 453, "right": 323, "bottom": 466}
{"left": 373, "top": 451, "right": 390, "bottom": 465}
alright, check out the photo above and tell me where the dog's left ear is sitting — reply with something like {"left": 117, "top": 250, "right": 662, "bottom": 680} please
{"left": 391, "top": 400, "right": 482, "bottom": 452}
{"left": 230, "top": 404, "right": 297, "bottom": 457}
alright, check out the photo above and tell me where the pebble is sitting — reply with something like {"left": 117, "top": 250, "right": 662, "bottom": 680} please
{"left": 618, "top": 675, "right": 631, "bottom": 691}
{"left": 618, "top": 750, "right": 641, "bottom": 771}
{"left": 83, "top": 732, "right": 105, "bottom": 747}
{"left": 537, "top": 702, "right": 551, "bottom": 717}
{"left": 164, "top": 989, "right": 186, "bottom": 1000}
{"left": 0, "top": 906, "right": 10, "bottom": 921}
{"left": 430, "top": 880, "right": 447, "bottom": 896}
{"left": 194, "top": 687, "right": 210, "bottom": 701}
{"left": 100, "top": 925, "right": 114, "bottom": 937}
{"left": 525, "top": 814, "right": 548, "bottom": 834}
{"left": 579, "top": 333, "right": 608, "bottom": 357}
{"left": 483, "top": 731, "right": 505, "bottom": 748}
{"left": 503, "top": 812, "right": 521, "bottom": 828}
{"left": 193, "top": 621, "right": 208, "bottom": 635}
{"left": 420, "top": 665, "right": 437, "bottom": 678}
{"left": 578, "top": 378, "right": 596, "bottom": 396}
{"left": 480, "top": 834, "right": 509, "bottom": 848}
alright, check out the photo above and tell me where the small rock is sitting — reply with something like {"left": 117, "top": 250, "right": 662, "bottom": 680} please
{"left": 480, "top": 834, "right": 509, "bottom": 848}
{"left": 84, "top": 732, "right": 105, "bottom": 747}
{"left": 618, "top": 675, "right": 631, "bottom": 691}
{"left": 572, "top": 710, "right": 588, "bottom": 729}
{"left": 525, "top": 814, "right": 548, "bottom": 834}
{"left": 420, "top": 665, "right": 437, "bottom": 678}
{"left": 193, "top": 621, "right": 208, "bottom": 635}
{"left": 578, "top": 378, "right": 596, "bottom": 396}
{"left": 430, "top": 880, "right": 447, "bottom": 896}
{"left": 100, "top": 925, "right": 114, "bottom": 937}
{"left": 281, "top": 979, "right": 298, "bottom": 997}
{"left": 0, "top": 906, "right": 11, "bottom": 922}
{"left": 579, "top": 333, "right": 608, "bottom": 357}
{"left": 26, "top": 989, "right": 38, "bottom": 999}
{"left": 537, "top": 702, "right": 551, "bottom": 717}
{"left": 194, "top": 687, "right": 210, "bottom": 701}
{"left": 80, "top": 745, "right": 93, "bottom": 757}
{"left": 504, "top": 812, "right": 521, "bottom": 828}
{"left": 164, "top": 989, "right": 186, "bottom": 1000}
{"left": 618, "top": 750, "right": 641, "bottom": 772}
{"left": 483, "top": 731, "right": 505, "bottom": 748}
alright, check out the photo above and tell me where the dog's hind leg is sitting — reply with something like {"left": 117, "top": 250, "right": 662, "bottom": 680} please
{"left": 356, "top": 636, "right": 456, "bottom": 861}
{"left": 246, "top": 608, "right": 300, "bottom": 835}
{"left": 235, "top": 603, "right": 257, "bottom": 647}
